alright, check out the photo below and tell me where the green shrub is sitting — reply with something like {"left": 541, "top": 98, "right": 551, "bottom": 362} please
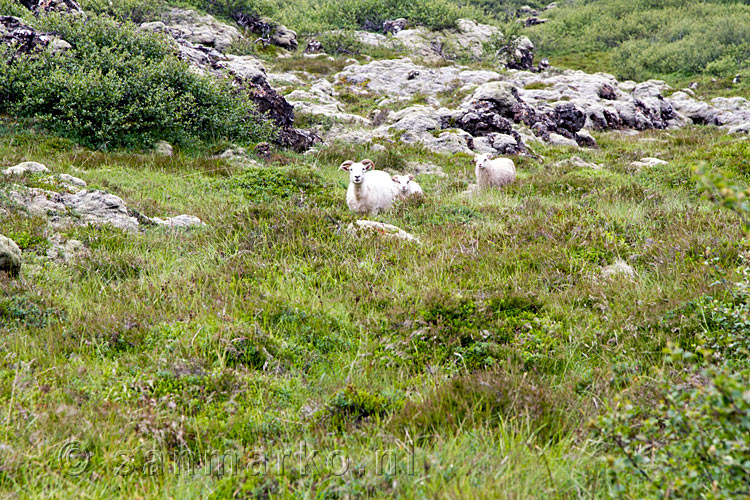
{"left": 316, "top": 31, "right": 366, "bottom": 56}
{"left": 596, "top": 345, "right": 750, "bottom": 498}
{"left": 78, "top": 0, "right": 164, "bottom": 23}
{"left": 228, "top": 165, "right": 333, "bottom": 203}
{"left": 188, "top": 0, "right": 277, "bottom": 22}
{"left": 0, "top": 0, "right": 32, "bottom": 18}
{"left": 0, "top": 295, "right": 59, "bottom": 328}
{"left": 0, "top": 14, "right": 274, "bottom": 150}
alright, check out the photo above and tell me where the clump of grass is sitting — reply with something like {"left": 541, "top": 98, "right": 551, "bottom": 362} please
{"left": 393, "top": 367, "right": 575, "bottom": 442}
{"left": 317, "top": 385, "right": 397, "bottom": 432}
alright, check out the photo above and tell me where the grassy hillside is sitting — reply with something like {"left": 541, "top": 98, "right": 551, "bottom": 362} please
{"left": 529, "top": 0, "right": 750, "bottom": 82}
{"left": 2, "top": 0, "right": 750, "bottom": 498}
{"left": 2, "top": 120, "right": 750, "bottom": 497}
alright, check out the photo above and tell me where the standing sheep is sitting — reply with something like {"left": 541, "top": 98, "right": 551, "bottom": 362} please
{"left": 474, "top": 153, "right": 516, "bottom": 188}
{"left": 391, "top": 174, "right": 423, "bottom": 198}
{"left": 340, "top": 159, "right": 399, "bottom": 214}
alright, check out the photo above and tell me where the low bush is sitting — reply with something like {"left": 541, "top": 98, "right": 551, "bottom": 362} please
{"left": 596, "top": 345, "right": 750, "bottom": 498}
{"left": 78, "top": 0, "right": 164, "bottom": 24}
{"left": 0, "top": 14, "right": 274, "bottom": 150}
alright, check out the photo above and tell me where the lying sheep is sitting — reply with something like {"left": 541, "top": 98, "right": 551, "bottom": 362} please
{"left": 392, "top": 174, "right": 423, "bottom": 198}
{"left": 340, "top": 159, "right": 399, "bottom": 214}
{"left": 474, "top": 153, "right": 516, "bottom": 188}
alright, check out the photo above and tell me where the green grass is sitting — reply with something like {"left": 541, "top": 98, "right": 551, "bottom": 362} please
{"left": 3, "top": 0, "right": 750, "bottom": 496}
{"left": 1, "top": 116, "right": 748, "bottom": 497}
{"left": 529, "top": 0, "right": 750, "bottom": 84}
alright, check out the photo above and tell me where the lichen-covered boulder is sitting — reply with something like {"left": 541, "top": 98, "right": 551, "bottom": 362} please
{"left": 0, "top": 234, "right": 22, "bottom": 277}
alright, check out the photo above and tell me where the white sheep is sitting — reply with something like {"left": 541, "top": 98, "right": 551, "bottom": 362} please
{"left": 340, "top": 159, "right": 399, "bottom": 214}
{"left": 474, "top": 153, "right": 516, "bottom": 188}
{"left": 391, "top": 174, "right": 423, "bottom": 198}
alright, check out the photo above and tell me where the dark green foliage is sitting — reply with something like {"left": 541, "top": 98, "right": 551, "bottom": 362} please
{"left": 187, "top": 0, "right": 276, "bottom": 22}
{"left": 268, "top": 306, "right": 351, "bottom": 355}
{"left": 382, "top": 293, "right": 553, "bottom": 371}
{"left": 315, "top": 0, "right": 476, "bottom": 31}
{"left": 228, "top": 166, "right": 335, "bottom": 203}
{"left": 270, "top": 0, "right": 484, "bottom": 34}
{"left": 224, "top": 336, "right": 271, "bottom": 369}
{"left": 316, "top": 31, "right": 366, "bottom": 56}
{"left": 3, "top": 216, "right": 49, "bottom": 253}
{"left": 78, "top": 0, "right": 164, "bottom": 23}
{"left": 664, "top": 263, "right": 750, "bottom": 367}
{"left": 0, "top": 295, "right": 58, "bottom": 328}
{"left": 0, "top": 14, "right": 274, "bottom": 150}
{"left": 318, "top": 385, "right": 396, "bottom": 432}
{"left": 596, "top": 345, "right": 750, "bottom": 499}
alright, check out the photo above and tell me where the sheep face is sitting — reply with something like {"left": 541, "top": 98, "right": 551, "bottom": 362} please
{"left": 474, "top": 153, "right": 492, "bottom": 170}
{"left": 391, "top": 174, "right": 414, "bottom": 194}
{"left": 340, "top": 159, "right": 374, "bottom": 185}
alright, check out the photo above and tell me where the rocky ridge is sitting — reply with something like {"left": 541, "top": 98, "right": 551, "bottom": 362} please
{"left": 4, "top": 9, "right": 748, "bottom": 159}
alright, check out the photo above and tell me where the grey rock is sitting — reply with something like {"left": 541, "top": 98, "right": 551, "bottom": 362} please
{"left": 58, "top": 173, "right": 87, "bottom": 187}
{"left": 0, "top": 234, "right": 22, "bottom": 277}
{"left": 150, "top": 214, "right": 205, "bottom": 228}
{"left": 338, "top": 58, "right": 501, "bottom": 97}
{"left": 547, "top": 133, "right": 578, "bottom": 147}
{"left": 65, "top": 190, "right": 139, "bottom": 231}
{"left": 49, "top": 38, "right": 72, "bottom": 53}
{"left": 602, "top": 259, "right": 636, "bottom": 280}
{"left": 347, "top": 220, "right": 420, "bottom": 243}
{"left": 3, "top": 161, "right": 50, "bottom": 175}
{"left": 154, "top": 140, "right": 173, "bottom": 156}
{"left": 232, "top": 14, "right": 298, "bottom": 50}
{"left": 162, "top": 8, "right": 242, "bottom": 51}
{"left": 383, "top": 18, "right": 408, "bottom": 34}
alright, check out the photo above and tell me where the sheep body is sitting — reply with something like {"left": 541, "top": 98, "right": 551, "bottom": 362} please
{"left": 474, "top": 153, "right": 516, "bottom": 188}
{"left": 392, "top": 174, "right": 423, "bottom": 198}
{"left": 341, "top": 160, "right": 399, "bottom": 214}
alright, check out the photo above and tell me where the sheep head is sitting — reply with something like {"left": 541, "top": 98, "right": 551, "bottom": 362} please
{"left": 392, "top": 174, "right": 414, "bottom": 193}
{"left": 474, "top": 153, "right": 492, "bottom": 170}
{"left": 340, "top": 159, "right": 373, "bottom": 185}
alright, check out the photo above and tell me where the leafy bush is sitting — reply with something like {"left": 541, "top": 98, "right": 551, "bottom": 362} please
{"left": 316, "top": 31, "right": 366, "bottom": 56}
{"left": 695, "top": 163, "right": 750, "bottom": 231}
{"left": 596, "top": 345, "right": 750, "bottom": 498}
{"left": 0, "top": 14, "right": 274, "bottom": 150}
{"left": 0, "top": 295, "right": 59, "bottom": 328}
{"left": 0, "top": 0, "right": 32, "bottom": 17}
{"left": 228, "top": 166, "right": 333, "bottom": 202}
{"left": 482, "top": 20, "right": 526, "bottom": 66}
{"left": 188, "top": 0, "right": 277, "bottom": 22}
{"left": 78, "top": 0, "right": 164, "bottom": 23}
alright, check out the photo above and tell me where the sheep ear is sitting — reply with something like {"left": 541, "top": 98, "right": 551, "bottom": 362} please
{"left": 361, "top": 159, "right": 374, "bottom": 170}
{"left": 408, "top": 174, "right": 414, "bottom": 181}
{"left": 392, "top": 175, "right": 399, "bottom": 182}
{"left": 339, "top": 160, "right": 353, "bottom": 171}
